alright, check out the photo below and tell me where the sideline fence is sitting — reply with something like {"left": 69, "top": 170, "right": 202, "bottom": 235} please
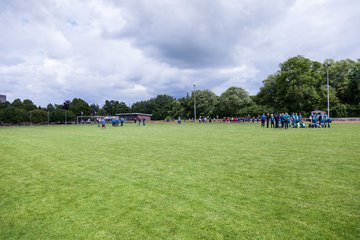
{"left": 1, "top": 118, "right": 360, "bottom": 127}
{"left": 333, "top": 118, "right": 360, "bottom": 122}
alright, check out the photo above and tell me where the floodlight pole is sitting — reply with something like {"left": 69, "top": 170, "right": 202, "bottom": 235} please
{"left": 326, "top": 66, "right": 330, "bottom": 118}
{"left": 193, "top": 84, "right": 197, "bottom": 122}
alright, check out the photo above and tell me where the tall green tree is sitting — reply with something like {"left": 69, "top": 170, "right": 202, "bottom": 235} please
{"left": 11, "top": 99, "right": 23, "bottom": 109}
{"left": 217, "top": 87, "right": 252, "bottom": 116}
{"left": 0, "top": 101, "right": 10, "bottom": 111}
{"left": 50, "top": 108, "right": 76, "bottom": 123}
{"left": 257, "top": 56, "right": 323, "bottom": 113}
{"left": 103, "top": 100, "right": 116, "bottom": 115}
{"left": 178, "top": 94, "right": 193, "bottom": 119}
{"left": 46, "top": 104, "right": 55, "bottom": 111}
{"left": 347, "top": 59, "right": 360, "bottom": 116}
{"left": 62, "top": 100, "right": 71, "bottom": 110}
{"left": 23, "top": 99, "right": 37, "bottom": 111}
{"left": 191, "top": 90, "right": 218, "bottom": 117}
{"left": 0, "top": 106, "right": 27, "bottom": 123}
{"left": 30, "top": 109, "right": 48, "bottom": 123}
{"left": 131, "top": 100, "right": 156, "bottom": 114}
{"left": 325, "top": 59, "right": 360, "bottom": 116}
{"left": 326, "top": 59, "right": 354, "bottom": 103}
{"left": 152, "top": 95, "right": 179, "bottom": 120}
{"left": 90, "top": 103, "right": 100, "bottom": 115}
{"left": 103, "top": 100, "right": 130, "bottom": 115}
{"left": 68, "top": 98, "right": 91, "bottom": 116}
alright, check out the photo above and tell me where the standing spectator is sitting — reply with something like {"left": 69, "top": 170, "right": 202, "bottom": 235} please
{"left": 266, "top": 113, "right": 270, "bottom": 128}
{"left": 280, "top": 113, "right": 285, "bottom": 128}
{"left": 294, "top": 113, "right": 299, "bottom": 128}
{"left": 312, "top": 113, "right": 318, "bottom": 128}
{"left": 327, "top": 116, "right": 332, "bottom": 128}
{"left": 283, "top": 112, "right": 290, "bottom": 129}
{"left": 261, "top": 113, "right": 266, "bottom": 127}
{"left": 270, "top": 114, "right": 275, "bottom": 128}
{"left": 319, "top": 113, "right": 323, "bottom": 128}
{"left": 177, "top": 116, "right": 181, "bottom": 124}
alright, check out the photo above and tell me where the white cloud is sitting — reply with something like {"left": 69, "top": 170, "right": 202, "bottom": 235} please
{"left": 0, "top": 0, "right": 359, "bottom": 106}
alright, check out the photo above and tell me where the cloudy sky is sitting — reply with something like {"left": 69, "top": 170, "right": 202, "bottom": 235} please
{"left": 1, "top": 0, "right": 359, "bottom": 107}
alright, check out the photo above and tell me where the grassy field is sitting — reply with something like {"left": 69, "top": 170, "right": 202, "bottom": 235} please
{"left": 0, "top": 123, "right": 359, "bottom": 239}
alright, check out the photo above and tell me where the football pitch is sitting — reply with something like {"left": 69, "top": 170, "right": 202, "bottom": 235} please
{"left": 0, "top": 123, "right": 359, "bottom": 239}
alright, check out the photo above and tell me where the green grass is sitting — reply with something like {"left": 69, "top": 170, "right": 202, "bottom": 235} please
{"left": 0, "top": 123, "right": 359, "bottom": 239}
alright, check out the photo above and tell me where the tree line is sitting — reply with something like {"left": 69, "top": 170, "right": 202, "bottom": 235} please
{"left": 0, "top": 56, "right": 359, "bottom": 124}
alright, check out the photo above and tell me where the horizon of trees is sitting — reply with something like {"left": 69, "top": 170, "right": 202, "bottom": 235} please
{"left": 1, "top": 56, "right": 359, "bottom": 124}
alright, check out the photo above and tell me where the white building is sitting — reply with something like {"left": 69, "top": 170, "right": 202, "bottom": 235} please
{"left": 0, "top": 95, "right": 6, "bottom": 103}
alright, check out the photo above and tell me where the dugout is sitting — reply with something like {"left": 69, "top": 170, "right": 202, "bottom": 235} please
{"left": 116, "top": 113, "right": 152, "bottom": 122}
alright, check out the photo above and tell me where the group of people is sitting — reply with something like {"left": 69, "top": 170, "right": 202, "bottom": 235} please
{"left": 260, "top": 112, "right": 332, "bottom": 129}
{"left": 222, "top": 116, "right": 259, "bottom": 123}
{"left": 96, "top": 117, "right": 146, "bottom": 128}
{"left": 111, "top": 118, "right": 124, "bottom": 127}
{"left": 96, "top": 112, "right": 332, "bottom": 129}
{"left": 96, "top": 117, "right": 125, "bottom": 128}
{"left": 261, "top": 113, "right": 306, "bottom": 129}
{"left": 96, "top": 118, "right": 107, "bottom": 129}
{"left": 309, "top": 112, "right": 332, "bottom": 128}
{"left": 134, "top": 117, "right": 146, "bottom": 126}
{"left": 198, "top": 116, "right": 214, "bottom": 123}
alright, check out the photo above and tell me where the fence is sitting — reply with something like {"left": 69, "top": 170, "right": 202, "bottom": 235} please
{"left": 1, "top": 118, "right": 360, "bottom": 127}
{"left": 333, "top": 118, "right": 360, "bottom": 122}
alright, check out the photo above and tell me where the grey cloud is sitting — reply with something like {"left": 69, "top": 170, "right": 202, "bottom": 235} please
{"left": 0, "top": 56, "right": 24, "bottom": 66}
{"left": 0, "top": 0, "right": 359, "bottom": 106}
{"left": 112, "top": 0, "right": 295, "bottom": 68}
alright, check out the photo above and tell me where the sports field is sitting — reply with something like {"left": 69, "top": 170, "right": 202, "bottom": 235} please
{"left": 0, "top": 123, "right": 359, "bottom": 239}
